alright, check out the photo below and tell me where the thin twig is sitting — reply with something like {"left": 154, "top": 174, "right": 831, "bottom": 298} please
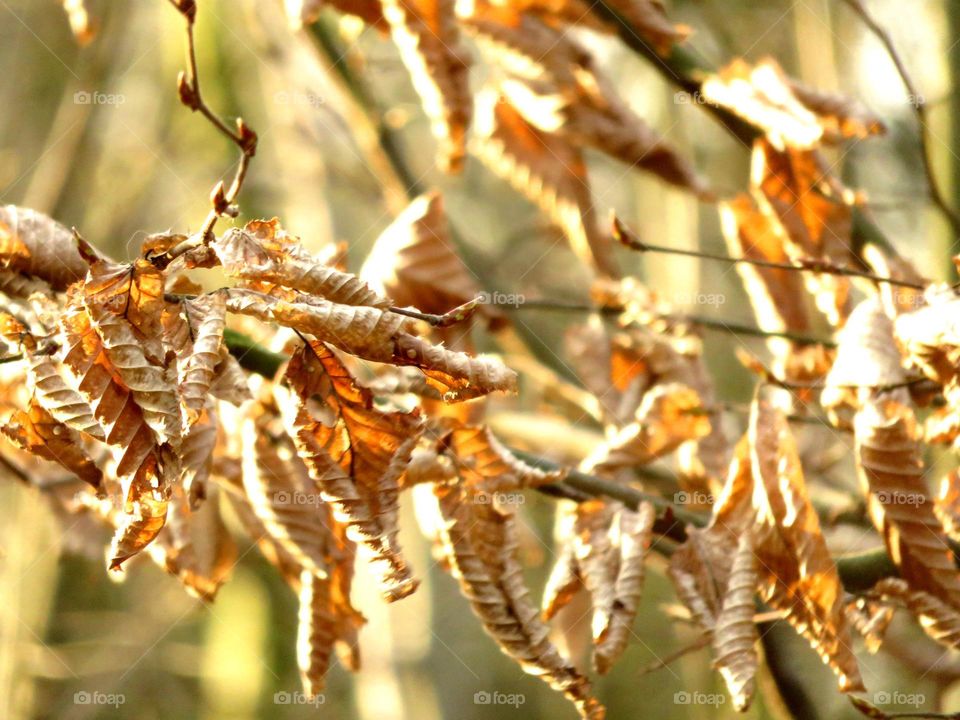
{"left": 613, "top": 215, "right": 926, "bottom": 290}
{"left": 389, "top": 297, "right": 482, "bottom": 328}
{"left": 151, "top": 0, "right": 258, "bottom": 268}
{"left": 841, "top": 0, "right": 960, "bottom": 241}
{"left": 636, "top": 633, "right": 710, "bottom": 677}
{"left": 495, "top": 298, "right": 836, "bottom": 347}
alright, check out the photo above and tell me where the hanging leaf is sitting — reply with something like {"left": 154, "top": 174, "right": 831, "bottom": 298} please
{"left": 582, "top": 383, "right": 710, "bottom": 476}
{"left": 465, "top": 6, "right": 708, "bottom": 196}
{"left": 471, "top": 90, "right": 617, "bottom": 277}
{"left": 822, "top": 296, "right": 909, "bottom": 422}
{"left": 432, "top": 472, "right": 604, "bottom": 719}
{"left": 854, "top": 399, "right": 960, "bottom": 609}
{"left": 752, "top": 140, "right": 854, "bottom": 327}
{"left": 720, "top": 194, "right": 814, "bottom": 384}
{"left": 868, "top": 577, "right": 960, "bottom": 651}
{"left": 382, "top": 0, "right": 472, "bottom": 172}
{"left": 241, "top": 411, "right": 336, "bottom": 579}
{"left": 361, "top": 191, "right": 500, "bottom": 326}
{"left": 712, "top": 532, "right": 759, "bottom": 712}
{"left": 162, "top": 293, "right": 227, "bottom": 427}
{"left": 749, "top": 393, "right": 863, "bottom": 693}
{"left": 148, "top": 483, "right": 236, "bottom": 601}
{"left": 82, "top": 255, "right": 166, "bottom": 353}
{"left": 85, "top": 300, "right": 181, "bottom": 446}
{"left": 702, "top": 58, "right": 883, "bottom": 150}
{"left": 284, "top": 340, "right": 423, "bottom": 601}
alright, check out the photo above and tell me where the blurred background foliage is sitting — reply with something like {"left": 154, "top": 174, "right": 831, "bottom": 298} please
{"left": 1, "top": 0, "right": 960, "bottom": 718}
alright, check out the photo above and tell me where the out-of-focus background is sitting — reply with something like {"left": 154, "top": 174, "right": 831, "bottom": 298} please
{"left": 1, "top": 1, "right": 960, "bottom": 718}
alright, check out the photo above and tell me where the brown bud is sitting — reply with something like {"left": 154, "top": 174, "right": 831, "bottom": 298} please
{"left": 173, "top": 0, "right": 197, "bottom": 22}
{"left": 209, "top": 181, "right": 228, "bottom": 214}
{"left": 177, "top": 71, "right": 199, "bottom": 110}
{"left": 236, "top": 118, "right": 258, "bottom": 156}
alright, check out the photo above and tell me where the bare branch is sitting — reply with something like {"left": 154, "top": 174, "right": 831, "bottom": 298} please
{"left": 841, "top": 0, "right": 960, "bottom": 241}
{"left": 614, "top": 215, "right": 926, "bottom": 290}
{"left": 151, "top": 0, "right": 258, "bottom": 268}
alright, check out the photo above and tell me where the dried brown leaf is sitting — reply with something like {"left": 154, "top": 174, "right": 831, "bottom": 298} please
{"left": 870, "top": 577, "right": 960, "bottom": 651}
{"left": 0, "top": 206, "right": 90, "bottom": 290}
{"left": 163, "top": 293, "right": 226, "bottom": 427}
{"left": 382, "top": 0, "right": 471, "bottom": 172}
{"left": 753, "top": 140, "right": 854, "bottom": 327}
{"left": 241, "top": 412, "right": 335, "bottom": 579}
{"left": 471, "top": 90, "right": 617, "bottom": 277}
{"left": 582, "top": 383, "right": 710, "bottom": 476}
{"left": 226, "top": 287, "right": 516, "bottom": 400}
{"left": 213, "top": 220, "right": 390, "bottom": 308}
{"left": 855, "top": 399, "right": 960, "bottom": 609}
{"left": 750, "top": 394, "right": 863, "bottom": 692}
{"left": 703, "top": 58, "right": 883, "bottom": 150}
{"left": 284, "top": 340, "right": 423, "bottom": 601}
{"left": 1, "top": 400, "right": 102, "bottom": 489}
{"left": 712, "top": 531, "right": 759, "bottom": 712}
{"left": 432, "top": 478, "right": 604, "bottom": 718}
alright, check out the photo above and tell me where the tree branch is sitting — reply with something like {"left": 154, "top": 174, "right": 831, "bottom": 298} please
{"left": 590, "top": 0, "right": 911, "bottom": 268}
{"left": 219, "top": 328, "right": 915, "bottom": 592}
{"left": 614, "top": 215, "right": 926, "bottom": 290}
{"left": 841, "top": 0, "right": 960, "bottom": 241}
{"left": 152, "top": 0, "right": 258, "bottom": 268}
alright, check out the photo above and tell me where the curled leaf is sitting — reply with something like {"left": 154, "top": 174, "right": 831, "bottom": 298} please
{"left": 382, "top": 0, "right": 471, "bottom": 172}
